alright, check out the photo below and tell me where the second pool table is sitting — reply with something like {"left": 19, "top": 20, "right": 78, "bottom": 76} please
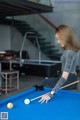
{"left": 0, "top": 87, "right": 80, "bottom": 120}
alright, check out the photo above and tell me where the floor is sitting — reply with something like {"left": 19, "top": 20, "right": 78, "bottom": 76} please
{"left": 0, "top": 74, "right": 80, "bottom": 100}
{"left": 0, "top": 75, "right": 44, "bottom": 99}
{"left": 19, "top": 75, "right": 44, "bottom": 89}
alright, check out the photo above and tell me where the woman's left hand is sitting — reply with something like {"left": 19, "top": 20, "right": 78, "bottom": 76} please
{"left": 39, "top": 93, "right": 51, "bottom": 103}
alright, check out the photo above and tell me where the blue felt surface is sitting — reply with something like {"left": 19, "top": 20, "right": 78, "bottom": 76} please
{"left": 0, "top": 87, "right": 80, "bottom": 120}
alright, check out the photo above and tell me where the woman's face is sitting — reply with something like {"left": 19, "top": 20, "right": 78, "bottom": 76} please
{"left": 55, "top": 34, "right": 65, "bottom": 48}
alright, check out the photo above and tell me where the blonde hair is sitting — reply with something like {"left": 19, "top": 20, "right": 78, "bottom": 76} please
{"left": 55, "top": 25, "right": 80, "bottom": 51}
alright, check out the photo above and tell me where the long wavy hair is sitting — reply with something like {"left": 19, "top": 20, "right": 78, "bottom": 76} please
{"left": 55, "top": 25, "right": 80, "bottom": 51}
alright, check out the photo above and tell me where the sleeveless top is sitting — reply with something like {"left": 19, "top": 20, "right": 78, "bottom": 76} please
{"left": 61, "top": 50, "right": 80, "bottom": 73}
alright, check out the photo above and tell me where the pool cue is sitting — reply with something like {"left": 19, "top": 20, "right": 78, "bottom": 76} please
{"left": 31, "top": 94, "right": 46, "bottom": 102}
{"left": 60, "top": 80, "right": 80, "bottom": 89}
{"left": 31, "top": 80, "right": 80, "bottom": 102}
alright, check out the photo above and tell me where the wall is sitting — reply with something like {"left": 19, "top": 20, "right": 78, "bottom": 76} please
{"left": 45, "top": 0, "right": 80, "bottom": 41}
{"left": 0, "top": 25, "right": 11, "bottom": 51}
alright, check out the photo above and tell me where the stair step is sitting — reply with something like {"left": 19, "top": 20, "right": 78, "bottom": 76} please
{"left": 38, "top": 37, "right": 46, "bottom": 41}
{"left": 39, "top": 41, "right": 51, "bottom": 45}
{"left": 18, "top": 30, "right": 36, "bottom": 36}
{"left": 0, "top": 18, "right": 29, "bottom": 26}
{"left": 42, "top": 50, "right": 58, "bottom": 54}
{"left": 27, "top": 37, "right": 39, "bottom": 41}
{"left": 27, "top": 37, "right": 36, "bottom": 41}
{"left": 47, "top": 53, "right": 62, "bottom": 56}
{"left": 19, "top": 29, "right": 34, "bottom": 33}
{"left": 49, "top": 56, "right": 61, "bottom": 60}
{"left": 43, "top": 48, "right": 60, "bottom": 52}
{"left": 48, "top": 55, "right": 61, "bottom": 59}
{"left": 14, "top": 22, "right": 30, "bottom": 27}
{"left": 15, "top": 26, "right": 33, "bottom": 30}
{"left": 14, "top": 21, "right": 29, "bottom": 26}
{"left": 41, "top": 45, "right": 54, "bottom": 49}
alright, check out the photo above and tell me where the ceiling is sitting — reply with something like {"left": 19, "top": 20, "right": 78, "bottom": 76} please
{"left": 0, "top": 0, "right": 53, "bottom": 18}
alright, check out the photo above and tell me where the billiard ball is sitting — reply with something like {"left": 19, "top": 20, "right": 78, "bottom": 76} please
{"left": 7, "top": 102, "right": 14, "bottom": 109}
{"left": 24, "top": 99, "right": 30, "bottom": 105}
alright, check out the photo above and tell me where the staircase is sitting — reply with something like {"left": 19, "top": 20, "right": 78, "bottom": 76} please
{"left": 0, "top": 18, "right": 62, "bottom": 60}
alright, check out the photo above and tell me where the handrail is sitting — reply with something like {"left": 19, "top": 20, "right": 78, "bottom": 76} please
{"left": 20, "top": 32, "right": 33, "bottom": 66}
{"left": 38, "top": 14, "right": 57, "bottom": 30}
{"left": 20, "top": 32, "right": 41, "bottom": 66}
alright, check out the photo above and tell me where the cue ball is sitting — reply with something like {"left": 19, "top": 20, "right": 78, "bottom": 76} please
{"left": 7, "top": 102, "right": 14, "bottom": 109}
{"left": 24, "top": 99, "right": 30, "bottom": 105}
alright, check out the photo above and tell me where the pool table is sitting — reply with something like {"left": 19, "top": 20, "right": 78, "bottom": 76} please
{"left": 1, "top": 60, "right": 61, "bottom": 78}
{"left": 0, "top": 87, "right": 80, "bottom": 120}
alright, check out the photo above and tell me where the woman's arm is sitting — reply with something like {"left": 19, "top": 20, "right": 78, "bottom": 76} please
{"left": 50, "top": 71, "right": 69, "bottom": 94}
{"left": 39, "top": 71, "right": 69, "bottom": 103}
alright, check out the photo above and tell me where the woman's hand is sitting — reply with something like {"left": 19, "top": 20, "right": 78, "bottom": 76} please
{"left": 39, "top": 93, "right": 51, "bottom": 103}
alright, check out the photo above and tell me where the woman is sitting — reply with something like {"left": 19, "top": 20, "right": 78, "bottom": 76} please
{"left": 39, "top": 24, "right": 80, "bottom": 103}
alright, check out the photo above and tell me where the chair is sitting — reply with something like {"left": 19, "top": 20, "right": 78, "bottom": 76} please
{"left": 0, "top": 70, "right": 19, "bottom": 94}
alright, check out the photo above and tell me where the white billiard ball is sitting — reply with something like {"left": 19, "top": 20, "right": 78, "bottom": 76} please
{"left": 24, "top": 99, "right": 30, "bottom": 105}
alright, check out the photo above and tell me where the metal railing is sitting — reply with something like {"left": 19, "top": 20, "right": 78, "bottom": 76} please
{"left": 20, "top": 32, "right": 41, "bottom": 66}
